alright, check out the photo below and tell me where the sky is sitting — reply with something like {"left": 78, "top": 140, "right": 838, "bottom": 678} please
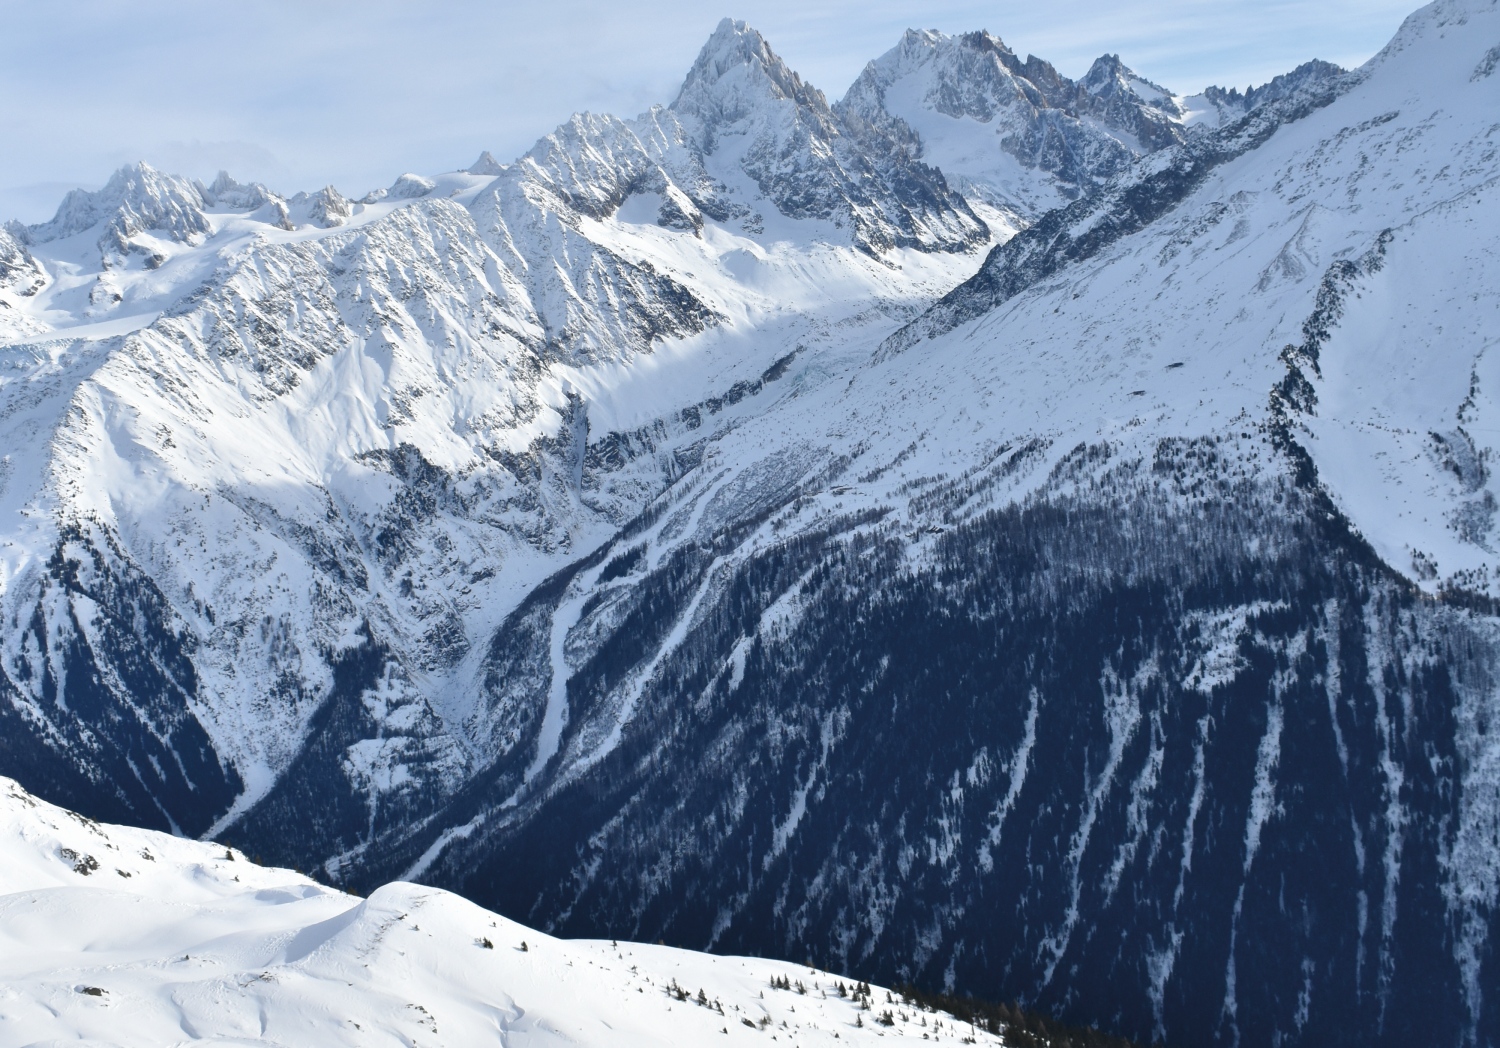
{"left": 0, "top": 0, "right": 1419, "bottom": 224}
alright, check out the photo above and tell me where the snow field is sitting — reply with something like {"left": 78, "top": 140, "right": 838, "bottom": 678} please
{"left": 0, "top": 777, "right": 1005, "bottom": 1046}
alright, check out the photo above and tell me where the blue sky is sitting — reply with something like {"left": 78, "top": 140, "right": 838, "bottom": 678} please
{"left": 0, "top": 0, "right": 1418, "bottom": 223}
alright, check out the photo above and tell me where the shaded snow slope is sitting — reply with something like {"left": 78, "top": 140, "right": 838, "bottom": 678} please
{"left": 0, "top": 18, "right": 995, "bottom": 844}
{"left": 0, "top": 776, "right": 1007, "bottom": 1047}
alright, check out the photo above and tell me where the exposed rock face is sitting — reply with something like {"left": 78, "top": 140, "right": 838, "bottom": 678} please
{"left": 468, "top": 150, "right": 506, "bottom": 176}
{"left": 0, "top": 226, "right": 44, "bottom": 296}
{"left": 469, "top": 133, "right": 722, "bottom": 365}
{"left": 837, "top": 29, "right": 1344, "bottom": 219}
{"left": 1197, "top": 59, "right": 1350, "bottom": 123}
{"left": 671, "top": 18, "right": 990, "bottom": 254}
{"left": 306, "top": 185, "right": 352, "bottom": 228}
{"left": 203, "top": 170, "right": 275, "bottom": 210}
{"left": 388, "top": 173, "right": 437, "bottom": 199}
{"left": 28, "top": 162, "right": 213, "bottom": 255}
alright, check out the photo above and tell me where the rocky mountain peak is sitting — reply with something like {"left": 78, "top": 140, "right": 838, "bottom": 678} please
{"left": 306, "top": 185, "right": 352, "bottom": 228}
{"left": 390, "top": 173, "right": 437, "bottom": 199}
{"left": 1074, "top": 54, "right": 1186, "bottom": 151}
{"left": 468, "top": 150, "right": 506, "bottom": 176}
{"left": 1199, "top": 59, "right": 1346, "bottom": 114}
{"left": 659, "top": 19, "right": 987, "bottom": 254}
{"left": 28, "top": 160, "right": 212, "bottom": 247}
{"left": 670, "top": 18, "right": 836, "bottom": 146}
{"left": 837, "top": 28, "right": 1260, "bottom": 214}
{"left": 203, "top": 171, "right": 276, "bottom": 210}
{"left": 512, "top": 111, "right": 662, "bottom": 221}
{"left": 887, "top": 27, "right": 1012, "bottom": 73}
{"left": 0, "top": 225, "right": 45, "bottom": 296}
{"left": 1080, "top": 53, "right": 1169, "bottom": 102}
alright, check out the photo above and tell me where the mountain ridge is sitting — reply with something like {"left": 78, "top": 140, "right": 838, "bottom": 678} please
{"left": 0, "top": 773, "right": 1054, "bottom": 1048}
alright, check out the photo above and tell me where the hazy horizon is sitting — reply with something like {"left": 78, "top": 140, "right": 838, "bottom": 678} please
{"left": 0, "top": 0, "right": 1416, "bottom": 223}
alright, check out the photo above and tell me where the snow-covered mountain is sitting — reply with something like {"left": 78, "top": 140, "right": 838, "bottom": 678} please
{"left": 836, "top": 27, "right": 1343, "bottom": 220}
{"left": 0, "top": 775, "right": 1015, "bottom": 1047}
{"left": 2, "top": 3, "right": 1499, "bottom": 1047}
{"left": 670, "top": 19, "right": 990, "bottom": 255}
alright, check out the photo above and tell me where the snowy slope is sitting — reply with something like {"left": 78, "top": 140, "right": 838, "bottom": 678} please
{"left": 401, "top": 0, "right": 1500, "bottom": 837}
{"left": 0, "top": 776, "right": 1007, "bottom": 1047}
{"left": 342, "top": 3, "right": 1500, "bottom": 1045}
{"left": 878, "top": 0, "right": 1500, "bottom": 596}
{"left": 0, "top": 204, "right": 978, "bottom": 840}
{"left": 0, "top": 17, "right": 996, "bottom": 843}
{"left": 2, "top": 4, "right": 1497, "bottom": 1046}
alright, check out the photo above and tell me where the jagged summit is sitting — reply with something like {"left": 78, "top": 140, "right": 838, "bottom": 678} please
{"left": 513, "top": 111, "right": 664, "bottom": 220}
{"left": 662, "top": 18, "right": 987, "bottom": 253}
{"left": 836, "top": 27, "right": 1344, "bottom": 219}
{"left": 202, "top": 170, "right": 276, "bottom": 209}
{"left": 670, "top": 17, "right": 836, "bottom": 143}
{"left": 835, "top": 29, "right": 1157, "bottom": 215}
{"left": 468, "top": 150, "right": 505, "bottom": 176}
{"left": 1193, "top": 59, "right": 1345, "bottom": 124}
{"left": 1076, "top": 54, "right": 1185, "bottom": 151}
{"left": 1079, "top": 53, "right": 1170, "bottom": 99}
{"left": 28, "top": 161, "right": 212, "bottom": 248}
{"left": 305, "top": 184, "right": 351, "bottom": 228}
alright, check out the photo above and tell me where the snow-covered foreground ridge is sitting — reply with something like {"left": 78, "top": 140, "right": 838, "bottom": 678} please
{"left": 0, "top": 776, "right": 1008, "bottom": 1047}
